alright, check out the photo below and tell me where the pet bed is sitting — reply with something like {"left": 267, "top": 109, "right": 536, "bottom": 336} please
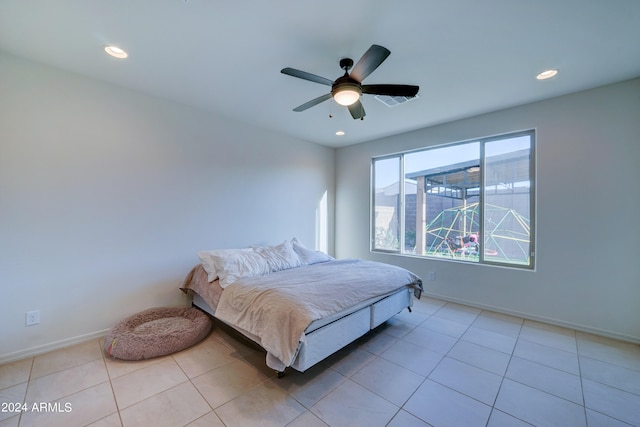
{"left": 104, "top": 307, "right": 212, "bottom": 360}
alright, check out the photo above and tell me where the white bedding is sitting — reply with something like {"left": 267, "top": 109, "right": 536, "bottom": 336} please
{"left": 214, "top": 258, "right": 422, "bottom": 371}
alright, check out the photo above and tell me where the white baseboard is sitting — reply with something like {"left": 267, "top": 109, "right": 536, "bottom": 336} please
{"left": 423, "top": 292, "right": 640, "bottom": 345}
{"left": 0, "top": 329, "right": 110, "bottom": 364}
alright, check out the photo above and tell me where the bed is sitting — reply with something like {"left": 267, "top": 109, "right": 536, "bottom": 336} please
{"left": 179, "top": 239, "right": 423, "bottom": 375}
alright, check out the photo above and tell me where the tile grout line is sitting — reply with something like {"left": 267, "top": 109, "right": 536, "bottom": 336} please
{"left": 174, "top": 351, "right": 223, "bottom": 424}
{"left": 16, "top": 356, "right": 35, "bottom": 427}
{"left": 483, "top": 314, "right": 531, "bottom": 427}
{"left": 99, "top": 337, "right": 125, "bottom": 427}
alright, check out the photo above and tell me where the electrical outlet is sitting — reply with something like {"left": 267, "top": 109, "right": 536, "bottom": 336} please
{"left": 26, "top": 310, "right": 40, "bottom": 326}
{"left": 428, "top": 271, "right": 436, "bottom": 281}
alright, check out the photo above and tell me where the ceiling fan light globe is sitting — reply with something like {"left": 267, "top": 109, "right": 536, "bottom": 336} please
{"left": 333, "top": 85, "right": 361, "bottom": 106}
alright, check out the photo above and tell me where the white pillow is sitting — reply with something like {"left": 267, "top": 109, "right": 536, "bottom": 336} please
{"left": 197, "top": 248, "right": 253, "bottom": 282}
{"left": 291, "top": 237, "right": 334, "bottom": 265}
{"left": 212, "top": 250, "right": 271, "bottom": 288}
{"left": 255, "top": 240, "right": 302, "bottom": 272}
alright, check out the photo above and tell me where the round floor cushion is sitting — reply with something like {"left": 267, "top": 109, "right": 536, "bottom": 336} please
{"left": 104, "top": 307, "right": 212, "bottom": 360}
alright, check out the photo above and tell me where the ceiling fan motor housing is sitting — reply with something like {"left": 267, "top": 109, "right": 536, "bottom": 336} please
{"left": 332, "top": 75, "right": 362, "bottom": 96}
{"left": 332, "top": 75, "right": 362, "bottom": 106}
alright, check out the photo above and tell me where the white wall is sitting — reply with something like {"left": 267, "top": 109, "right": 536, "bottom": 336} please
{"left": 0, "top": 53, "right": 335, "bottom": 362}
{"left": 336, "top": 78, "right": 640, "bottom": 343}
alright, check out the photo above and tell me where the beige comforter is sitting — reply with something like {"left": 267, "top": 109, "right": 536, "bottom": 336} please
{"left": 214, "top": 258, "right": 422, "bottom": 371}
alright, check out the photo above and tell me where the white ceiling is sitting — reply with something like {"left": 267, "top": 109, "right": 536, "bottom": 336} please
{"left": 1, "top": 0, "right": 639, "bottom": 148}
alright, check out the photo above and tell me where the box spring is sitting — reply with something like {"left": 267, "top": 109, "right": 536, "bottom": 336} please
{"left": 192, "top": 287, "right": 412, "bottom": 372}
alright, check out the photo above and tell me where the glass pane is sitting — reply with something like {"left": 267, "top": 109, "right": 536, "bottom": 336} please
{"left": 373, "top": 157, "right": 400, "bottom": 251}
{"left": 405, "top": 142, "right": 480, "bottom": 260}
{"left": 483, "top": 134, "right": 532, "bottom": 266}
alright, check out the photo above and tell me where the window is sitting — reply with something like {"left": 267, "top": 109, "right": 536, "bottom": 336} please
{"left": 372, "top": 156, "right": 401, "bottom": 251}
{"left": 372, "top": 130, "right": 535, "bottom": 269}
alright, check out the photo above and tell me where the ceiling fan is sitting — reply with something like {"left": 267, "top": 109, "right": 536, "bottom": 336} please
{"left": 281, "top": 44, "right": 419, "bottom": 120}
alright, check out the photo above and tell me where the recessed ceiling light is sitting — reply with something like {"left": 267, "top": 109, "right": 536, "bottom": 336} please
{"left": 104, "top": 45, "right": 128, "bottom": 59}
{"left": 536, "top": 69, "right": 558, "bottom": 80}
{"left": 336, "top": 131, "right": 345, "bottom": 136}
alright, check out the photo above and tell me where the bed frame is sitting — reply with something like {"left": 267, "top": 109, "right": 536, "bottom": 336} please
{"left": 191, "top": 287, "right": 413, "bottom": 375}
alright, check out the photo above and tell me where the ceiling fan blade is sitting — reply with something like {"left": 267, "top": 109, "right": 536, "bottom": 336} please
{"left": 348, "top": 100, "right": 366, "bottom": 120}
{"left": 281, "top": 68, "right": 333, "bottom": 86}
{"left": 349, "top": 45, "right": 391, "bottom": 82}
{"left": 362, "top": 84, "right": 419, "bottom": 97}
{"left": 292, "top": 93, "right": 332, "bottom": 112}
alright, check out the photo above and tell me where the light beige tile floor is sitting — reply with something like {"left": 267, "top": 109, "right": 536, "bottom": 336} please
{"left": 1, "top": 297, "right": 639, "bottom": 427}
